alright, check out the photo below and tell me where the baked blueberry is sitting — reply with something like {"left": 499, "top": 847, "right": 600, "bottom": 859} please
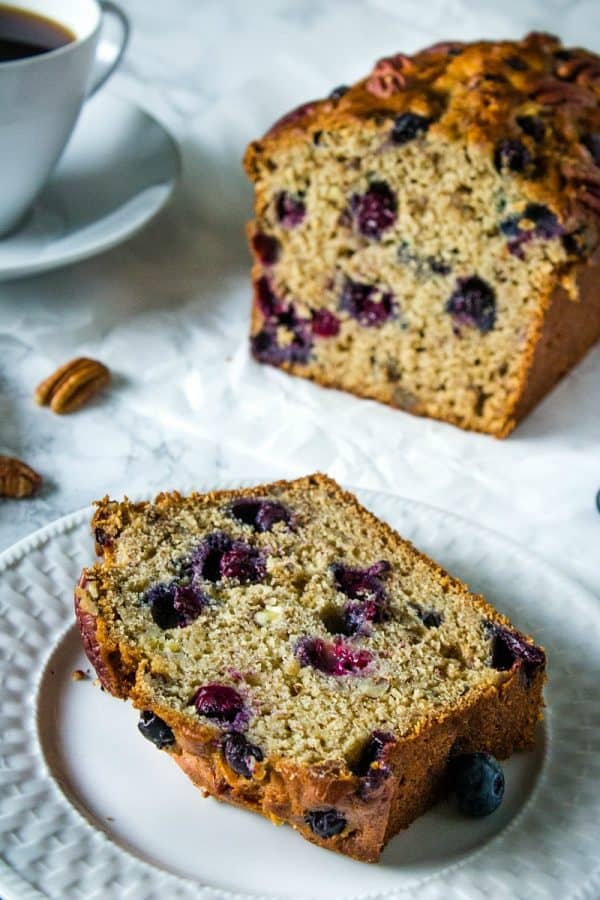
{"left": 350, "top": 181, "right": 397, "bottom": 239}
{"left": 329, "top": 85, "right": 349, "bottom": 100}
{"left": 138, "top": 711, "right": 175, "bottom": 749}
{"left": 340, "top": 279, "right": 395, "bottom": 326}
{"left": 391, "top": 112, "right": 432, "bottom": 145}
{"left": 142, "top": 581, "right": 206, "bottom": 630}
{"left": 353, "top": 730, "right": 395, "bottom": 796}
{"left": 414, "top": 606, "right": 443, "bottom": 628}
{"left": 192, "top": 533, "right": 266, "bottom": 584}
{"left": 312, "top": 308, "right": 340, "bottom": 337}
{"left": 522, "top": 203, "right": 563, "bottom": 238}
{"left": 94, "top": 527, "right": 112, "bottom": 547}
{"left": 516, "top": 114, "right": 545, "bottom": 142}
{"left": 221, "top": 731, "right": 264, "bottom": 777}
{"left": 275, "top": 191, "right": 306, "bottom": 228}
{"left": 506, "top": 55, "right": 528, "bottom": 71}
{"left": 340, "top": 598, "right": 386, "bottom": 636}
{"left": 494, "top": 138, "right": 532, "bottom": 174}
{"left": 194, "top": 683, "right": 249, "bottom": 730}
{"left": 449, "top": 752, "right": 505, "bottom": 817}
{"left": 294, "top": 636, "right": 373, "bottom": 676}
{"left": 252, "top": 232, "right": 280, "bottom": 265}
{"left": 331, "top": 560, "right": 390, "bottom": 602}
{"left": 229, "top": 497, "right": 291, "bottom": 532}
{"left": 256, "top": 276, "right": 284, "bottom": 318}
{"left": 485, "top": 622, "right": 545, "bottom": 684}
{"left": 445, "top": 276, "right": 496, "bottom": 333}
{"left": 304, "top": 808, "right": 347, "bottom": 838}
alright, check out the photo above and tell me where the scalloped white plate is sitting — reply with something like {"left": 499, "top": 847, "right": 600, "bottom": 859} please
{"left": 1, "top": 483, "right": 599, "bottom": 900}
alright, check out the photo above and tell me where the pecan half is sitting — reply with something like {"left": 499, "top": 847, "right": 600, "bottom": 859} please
{"left": 35, "top": 357, "right": 110, "bottom": 414}
{"left": 366, "top": 54, "right": 412, "bottom": 97}
{"left": 0, "top": 455, "right": 42, "bottom": 498}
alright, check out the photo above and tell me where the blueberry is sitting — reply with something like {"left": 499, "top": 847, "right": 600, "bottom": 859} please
{"left": 340, "top": 599, "right": 385, "bottom": 636}
{"left": 494, "top": 139, "right": 532, "bottom": 174}
{"left": 331, "top": 560, "right": 390, "bottom": 602}
{"left": 275, "top": 191, "right": 306, "bottom": 228}
{"left": 522, "top": 203, "right": 563, "bottom": 238}
{"left": 229, "top": 497, "right": 291, "bottom": 532}
{"left": 94, "top": 527, "right": 112, "bottom": 547}
{"left": 506, "top": 55, "right": 528, "bottom": 71}
{"left": 294, "top": 636, "right": 373, "bottom": 676}
{"left": 340, "top": 279, "right": 395, "bottom": 327}
{"left": 516, "top": 115, "right": 545, "bottom": 142}
{"left": 331, "top": 561, "right": 390, "bottom": 634}
{"left": 143, "top": 582, "right": 180, "bottom": 629}
{"left": 445, "top": 276, "right": 496, "bottom": 333}
{"left": 220, "top": 544, "right": 266, "bottom": 582}
{"left": 450, "top": 752, "right": 505, "bottom": 817}
{"left": 352, "top": 730, "right": 395, "bottom": 795}
{"left": 191, "top": 532, "right": 232, "bottom": 582}
{"left": 429, "top": 258, "right": 452, "bottom": 275}
{"left": 596, "top": 488, "right": 600, "bottom": 513}
{"left": 304, "top": 808, "right": 347, "bottom": 838}
{"left": 191, "top": 532, "right": 266, "bottom": 584}
{"left": 221, "top": 731, "right": 263, "bottom": 777}
{"left": 350, "top": 181, "right": 397, "bottom": 240}
{"left": 138, "top": 711, "right": 175, "bottom": 749}
{"left": 582, "top": 133, "right": 600, "bottom": 167}
{"left": 172, "top": 583, "right": 209, "bottom": 626}
{"left": 414, "top": 606, "right": 443, "bottom": 628}
{"left": 486, "top": 622, "right": 546, "bottom": 685}
{"left": 194, "top": 683, "right": 249, "bottom": 730}
{"left": 312, "top": 308, "right": 340, "bottom": 337}
{"left": 391, "top": 112, "right": 432, "bottom": 145}
{"left": 329, "top": 85, "right": 349, "bottom": 100}
{"left": 251, "top": 299, "right": 313, "bottom": 366}
{"left": 256, "top": 276, "right": 284, "bottom": 319}
{"left": 252, "top": 232, "right": 280, "bottom": 265}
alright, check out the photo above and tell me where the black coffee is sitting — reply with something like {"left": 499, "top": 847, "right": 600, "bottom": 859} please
{"left": 0, "top": 4, "right": 74, "bottom": 62}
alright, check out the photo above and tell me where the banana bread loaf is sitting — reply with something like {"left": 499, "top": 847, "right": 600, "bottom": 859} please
{"left": 243, "top": 33, "right": 600, "bottom": 437}
{"left": 75, "top": 474, "right": 545, "bottom": 861}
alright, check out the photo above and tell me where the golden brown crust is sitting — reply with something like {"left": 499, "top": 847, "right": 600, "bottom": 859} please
{"left": 75, "top": 474, "right": 546, "bottom": 861}
{"left": 509, "top": 253, "right": 600, "bottom": 428}
{"left": 244, "top": 32, "right": 600, "bottom": 238}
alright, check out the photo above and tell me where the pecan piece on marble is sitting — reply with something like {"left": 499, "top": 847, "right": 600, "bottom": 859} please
{"left": 35, "top": 357, "right": 110, "bottom": 414}
{"left": 0, "top": 455, "right": 42, "bottom": 498}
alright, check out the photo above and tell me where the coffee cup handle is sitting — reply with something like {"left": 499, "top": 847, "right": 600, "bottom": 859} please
{"left": 87, "top": 1, "right": 130, "bottom": 97}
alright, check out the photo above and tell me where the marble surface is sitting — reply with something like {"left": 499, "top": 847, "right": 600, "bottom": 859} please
{"left": 1, "top": 0, "right": 599, "bottom": 600}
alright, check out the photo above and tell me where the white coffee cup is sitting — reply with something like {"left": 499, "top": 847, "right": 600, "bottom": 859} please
{"left": 0, "top": 0, "right": 129, "bottom": 236}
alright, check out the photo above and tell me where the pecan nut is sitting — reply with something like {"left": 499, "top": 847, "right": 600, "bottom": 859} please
{"left": 0, "top": 455, "right": 42, "bottom": 498}
{"left": 35, "top": 357, "right": 110, "bottom": 414}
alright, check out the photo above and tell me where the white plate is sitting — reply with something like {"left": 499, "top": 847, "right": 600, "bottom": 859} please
{"left": 1, "top": 483, "right": 599, "bottom": 900}
{"left": 0, "top": 91, "right": 180, "bottom": 281}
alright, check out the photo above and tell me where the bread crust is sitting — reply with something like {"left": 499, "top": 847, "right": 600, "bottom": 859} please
{"left": 75, "top": 474, "right": 546, "bottom": 861}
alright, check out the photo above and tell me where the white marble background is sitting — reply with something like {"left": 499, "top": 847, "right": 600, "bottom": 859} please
{"left": 1, "top": 0, "right": 599, "bottom": 598}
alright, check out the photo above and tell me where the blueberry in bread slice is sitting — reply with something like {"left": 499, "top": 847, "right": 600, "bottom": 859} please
{"left": 75, "top": 474, "right": 545, "bottom": 861}
{"left": 244, "top": 32, "right": 600, "bottom": 436}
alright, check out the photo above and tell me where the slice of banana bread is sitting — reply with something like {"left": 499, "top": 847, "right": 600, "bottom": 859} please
{"left": 75, "top": 474, "right": 545, "bottom": 861}
{"left": 243, "top": 32, "right": 600, "bottom": 437}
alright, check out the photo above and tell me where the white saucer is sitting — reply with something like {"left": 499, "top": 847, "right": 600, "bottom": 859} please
{"left": 1, "top": 481, "right": 600, "bottom": 900}
{"left": 0, "top": 91, "right": 180, "bottom": 281}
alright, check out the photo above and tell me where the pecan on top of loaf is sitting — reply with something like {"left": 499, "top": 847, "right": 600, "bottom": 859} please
{"left": 244, "top": 32, "right": 600, "bottom": 243}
